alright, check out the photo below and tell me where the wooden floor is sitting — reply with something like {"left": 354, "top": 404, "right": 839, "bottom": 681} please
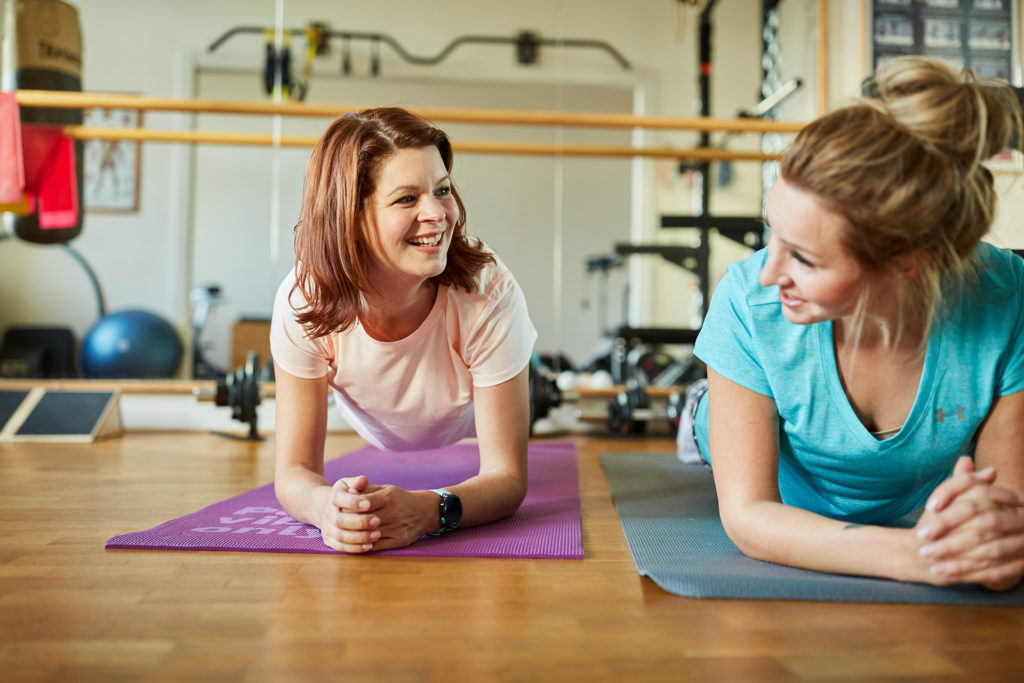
{"left": 1, "top": 431, "right": 1023, "bottom": 682}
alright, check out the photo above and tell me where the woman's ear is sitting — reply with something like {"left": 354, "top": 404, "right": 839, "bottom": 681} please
{"left": 895, "top": 248, "right": 931, "bottom": 282}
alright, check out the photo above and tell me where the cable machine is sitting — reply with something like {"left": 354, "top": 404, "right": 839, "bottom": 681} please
{"left": 607, "top": 0, "right": 792, "bottom": 385}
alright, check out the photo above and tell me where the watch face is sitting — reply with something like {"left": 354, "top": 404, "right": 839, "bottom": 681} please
{"left": 441, "top": 493, "right": 463, "bottom": 530}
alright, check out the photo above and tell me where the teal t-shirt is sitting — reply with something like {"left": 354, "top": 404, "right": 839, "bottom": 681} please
{"left": 693, "top": 242, "right": 1024, "bottom": 524}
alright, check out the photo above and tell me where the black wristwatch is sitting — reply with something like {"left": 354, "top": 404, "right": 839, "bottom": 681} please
{"left": 429, "top": 489, "right": 462, "bottom": 536}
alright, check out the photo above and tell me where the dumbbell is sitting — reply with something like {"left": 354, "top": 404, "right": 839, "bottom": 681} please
{"left": 606, "top": 386, "right": 653, "bottom": 435}
{"left": 605, "top": 386, "right": 688, "bottom": 435}
{"left": 194, "top": 351, "right": 272, "bottom": 440}
{"left": 528, "top": 362, "right": 562, "bottom": 434}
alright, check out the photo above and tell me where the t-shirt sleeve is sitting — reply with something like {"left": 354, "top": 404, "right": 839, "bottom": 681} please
{"left": 461, "top": 264, "right": 538, "bottom": 388}
{"left": 269, "top": 270, "right": 333, "bottom": 380}
{"left": 996, "top": 249, "right": 1024, "bottom": 396}
{"left": 693, "top": 261, "right": 773, "bottom": 398}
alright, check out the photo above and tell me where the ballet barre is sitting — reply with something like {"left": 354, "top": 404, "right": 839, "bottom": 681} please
{"left": 57, "top": 125, "right": 780, "bottom": 160}
{"left": 15, "top": 89, "right": 807, "bottom": 133}
{"left": 14, "top": 89, "right": 804, "bottom": 159}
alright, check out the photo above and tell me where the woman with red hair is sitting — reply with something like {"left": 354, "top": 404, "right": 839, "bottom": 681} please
{"left": 271, "top": 108, "right": 536, "bottom": 553}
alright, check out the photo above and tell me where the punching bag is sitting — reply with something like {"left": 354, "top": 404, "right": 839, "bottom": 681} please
{"left": 0, "top": 0, "right": 83, "bottom": 244}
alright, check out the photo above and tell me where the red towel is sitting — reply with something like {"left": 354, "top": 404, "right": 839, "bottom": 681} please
{"left": 0, "top": 92, "right": 25, "bottom": 205}
{"left": 35, "top": 135, "right": 79, "bottom": 229}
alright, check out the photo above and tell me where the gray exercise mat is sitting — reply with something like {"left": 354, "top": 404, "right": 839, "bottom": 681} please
{"left": 601, "top": 452, "right": 1024, "bottom": 605}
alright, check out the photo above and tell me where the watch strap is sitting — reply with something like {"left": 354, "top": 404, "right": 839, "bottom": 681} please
{"left": 429, "top": 489, "right": 454, "bottom": 537}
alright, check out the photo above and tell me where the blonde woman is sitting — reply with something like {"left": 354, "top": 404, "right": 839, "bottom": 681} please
{"left": 689, "top": 57, "right": 1024, "bottom": 590}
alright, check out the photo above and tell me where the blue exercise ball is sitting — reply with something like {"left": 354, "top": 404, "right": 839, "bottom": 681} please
{"left": 80, "top": 309, "right": 183, "bottom": 378}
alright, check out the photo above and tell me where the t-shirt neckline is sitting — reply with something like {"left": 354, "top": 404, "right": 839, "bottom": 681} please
{"left": 817, "top": 318, "right": 943, "bottom": 449}
{"left": 356, "top": 285, "right": 446, "bottom": 346}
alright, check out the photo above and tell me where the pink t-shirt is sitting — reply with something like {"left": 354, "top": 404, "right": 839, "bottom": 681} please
{"left": 270, "top": 254, "right": 537, "bottom": 451}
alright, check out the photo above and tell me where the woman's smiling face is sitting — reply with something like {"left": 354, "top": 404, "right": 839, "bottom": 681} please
{"left": 363, "top": 146, "right": 459, "bottom": 289}
{"left": 758, "top": 176, "right": 868, "bottom": 326}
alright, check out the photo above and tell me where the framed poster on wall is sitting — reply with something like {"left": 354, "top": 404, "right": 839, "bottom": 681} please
{"left": 82, "top": 107, "right": 142, "bottom": 212}
{"left": 870, "top": 0, "right": 1020, "bottom": 84}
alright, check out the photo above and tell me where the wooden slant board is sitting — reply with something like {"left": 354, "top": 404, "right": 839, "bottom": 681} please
{"left": 0, "top": 389, "right": 122, "bottom": 442}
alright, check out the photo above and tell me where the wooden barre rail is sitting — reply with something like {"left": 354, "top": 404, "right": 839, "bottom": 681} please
{"left": 59, "top": 125, "right": 780, "bottom": 160}
{"left": 15, "top": 89, "right": 807, "bottom": 134}
{"left": 0, "top": 378, "right": 275, "bottom": 397}
{"left": 0, "top": 378, "right": 678, "bottom": 400}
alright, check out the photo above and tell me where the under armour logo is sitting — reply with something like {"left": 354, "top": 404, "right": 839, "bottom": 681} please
{"left": 935, "top": 407, "right": 966, "bottom": 423}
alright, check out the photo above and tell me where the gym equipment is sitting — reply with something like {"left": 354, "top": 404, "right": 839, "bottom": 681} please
{"left": 12, "top": 89, "right": 805, "bottom": 161}
{"left": 14, "top": 89, "right": 809, "bottom": 132}
{"left": 602, "top": 451, "right": 1024, "bottom": 605}
{"left": 51, "top": 126, "right": 781, "bottom": 161}
{"left": 608, "top": 325, "right": 703, "bottom": 386}
{"left": 195, "top": 351, "right": 271, "bottom": 441}
{"left": 0, "top": 326, "right": 75, "bottom": 378}
{"left": 709, "top": 77, "right": 804, "bottom": 188}
{"left": 0, "top": 388, "right": 121, "bottom": 443}
{"left": 107, "top": 440, "right": 583, "bottom": 560}
{"left": 189, "top": 284, "right": 225, "bottom": 379}
{"left": 528, "top": 359, "right": 562, "bottom": 434}
{"left": 582, "top": 252, "right": 624, "bottom": 344}
{"left": 262, "top": 28, "right": 295, "bottom": 99}
{"left": 599, "top": 0, "right": 789, "bottom": 360}
{"left": 5, "top": 357, "right": 683, "bottom": 439}
{"left": 80, "top": 309, "right": 183, "bottom": 379}
{"left": 604, "top": 386, "right": 686, "bottom": 435}
{"left": 207, "top": 24, "right": 632, "bottom": 76}
{"left": 529, "top": 340, "right": 696, "bottom": 436}
{"left": 625, "top": 345, "right": 678, "bottom": 386}
{"left": 1, "top": 0, "right": 84, "bottom": 243}
{"left": 527, "top": 367, "right": 686, "bottom": 436}
{"left": 606, "top": 386, "right": 651, "bottom": 435}
{"left": 0, "top": 389, "right": 23, "bottom": 426}
{"left": 0, "top": 348, "right": 274, "bottom": 440}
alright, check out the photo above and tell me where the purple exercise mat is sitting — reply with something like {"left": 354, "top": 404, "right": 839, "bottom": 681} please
{"left": 106, "top": 440, "right": 582, "bottom": 559}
